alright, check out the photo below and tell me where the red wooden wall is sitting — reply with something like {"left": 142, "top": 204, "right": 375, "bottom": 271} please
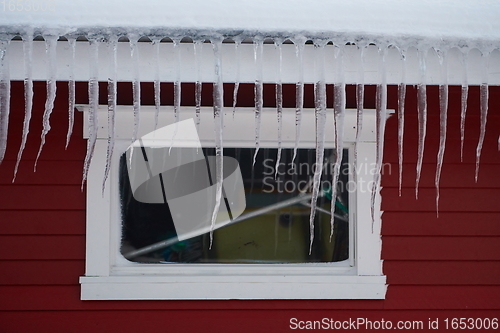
{"left": 0, "top": 81, "right": 499, "bottom": 332}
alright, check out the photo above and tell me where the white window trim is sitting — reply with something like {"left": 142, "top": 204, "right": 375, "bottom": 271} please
{"left": 79, "top": 105, "right": 387, "bottom": 300}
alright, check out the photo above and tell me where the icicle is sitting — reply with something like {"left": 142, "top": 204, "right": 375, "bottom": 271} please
{"left": 309, "top": 40, "right": 327, "bottom": 253}
{"left": 152, "top": 38, "right": 161, "bottom": 131}
{"left": 274, "top": 39, "right": 283, "bottom": 179}
{"left": 169, "top": 38, "right": 181, "bottom": 153}
{"left": 415, "top": 49, "right": 428, "bottom": 199}
{"left": 435, "top": 49, "right": 448, "bottom": 217}
{"left": 330, "top": 45, "right": 346, "bottom": 239}
{"left": 82, "top": 39, "right": 100, "bottom": 189}
{"left": 232, "top": 39, "right": 241, "bottom": 118}
{"left": 397, "top": 49, "right": 407, "bottom": 196}
{"left": 354, "top": 45, "right": 364, "bottom": 181}
{"left": 475, "top": 51, "right": 490, "bottom": 182}
{"left": 34, "top": 35, "right": 58, "bottom": 171}
{"left": 292, "top": 38, "right": 306, "bottom": 163}
{"left": 209, "top": 39, "right": 224, "bottom": 248}
{"left": 252, "top": 38, "right": 264, "bottom": 166}
{"left": 194, "top": 39, "right": 204, "bottom": 125}
{"left": 129, "top": 35, "right": 141, "bottom": 149}
{"left": 66, "top": 38, "right": 76, "bottom": 149}
{"left": 12, "top": 34, "right": 32, "bottom": 179}
{"left": 0, "top": 38, "right": 11, "bottom": 165}
{"left": 173, "top": 39, "right": 181, "bottom": 123}
{"left": 102, "top": 37, "right": 118, "bottom": 194}
{"left": 460, "top": 51, "right": 469, "bottom": 162}
{"left": 370, "top": 46, "right": 387, "bottom": 229}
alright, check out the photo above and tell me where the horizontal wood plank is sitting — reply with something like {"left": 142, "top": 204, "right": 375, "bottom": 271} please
{"left": 382, "top": 212, "right": 500, "bottom": 236}
{"left": 0, "top": 161, "right": 83, "bottom": 185}
{"left": 384, "top": 261, "right": 500, "bottom": 285}
{"left": 0, "top": 260, "right": 84, "bottom": 285}
{"left": 1, "top": 285, "right": 499, "bottom": 311}
{"left": 389, "top": 85, "right": 500, "bottom": 118}
{"left": 380, "top": 188, "right": 500, "bottom": 212}
{"left": 0, "top": 186, "right": 85, "bottom": 210}
{"left": 1, "top": 309, "right": 500, "bottom": 333}
{"left": 0, "top": 211, "right": 85, "bottom": 235}
{"left": 382, "top": 138, "right": 500, "bottom": 164}
{"left": 0, "top": 236, "right": 85, "bottom": 260}
{"left": 382, "top": 236, "right": 500, "bottom": 260}
{"left": 7, "top": 107, "right": 84, "bottom": 140}
{"left": 385, "top": 114, "right": 500, "bottom": 145}
{"left": 2, "top": 137, "right": 86, "bottom": 162}
{"left": 381, "top": 163, "right": 500, "bottom": 189}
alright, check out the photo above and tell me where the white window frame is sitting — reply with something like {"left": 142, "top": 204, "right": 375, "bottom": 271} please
{"left": 79, "top": 105, "right": 387, "bottom": 300}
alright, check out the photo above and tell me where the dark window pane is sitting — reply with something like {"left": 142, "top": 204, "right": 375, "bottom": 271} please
{"left": 120, "top": 147, "right": 349, "bottom": 264}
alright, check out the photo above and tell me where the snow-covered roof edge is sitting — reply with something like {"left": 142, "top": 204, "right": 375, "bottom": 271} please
{"left": 1, "top": 0, "right": 499, "bottom": 50}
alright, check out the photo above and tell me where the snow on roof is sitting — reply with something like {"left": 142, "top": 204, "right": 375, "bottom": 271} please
{"left": 1, "top": 0, "right": 499, "bottom": 48}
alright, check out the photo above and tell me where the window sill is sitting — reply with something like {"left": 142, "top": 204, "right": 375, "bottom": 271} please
{"left": 80, "top": 275, "right": 387, "bottom": 300}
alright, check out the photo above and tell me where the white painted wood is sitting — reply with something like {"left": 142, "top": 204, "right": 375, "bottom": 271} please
{"left": 111, "top": 264, "right": 354, "bottom": 276}
{"left": 85, "top": 141, "right": 112, "bottom": 277}
{"left": 355, "top": 142, "right": 384, "bottom": 276}
{"left": 80, "top": 276, "right": 387, "bottom": 300}
{"left": 7, "top": 41, "right": 500, "bottom": 85}
{"left": 80, "top": 105, "right": 387, "bottom": 300}
{"left": 80, "top": 106, "right": 378, "bottom": 144}
{"left": 82, "top": 274, "right": 383, "bottom": 284}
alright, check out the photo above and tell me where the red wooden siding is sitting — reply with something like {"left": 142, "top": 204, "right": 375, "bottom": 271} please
{"left": 0, "top": 81, "right": 499, "bottom": 332}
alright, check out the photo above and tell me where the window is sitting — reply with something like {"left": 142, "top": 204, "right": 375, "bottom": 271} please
{"left": 120, "top": 145, "right": 350, "bottom": 264}
{"left": 79, "top": 105, "right": 387, "bottom": 300}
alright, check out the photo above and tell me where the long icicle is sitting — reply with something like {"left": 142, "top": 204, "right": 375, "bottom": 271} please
{"left": 34, "top": 35, "right": 58, "bottom": 171}
{"left": 292, "top": 37, "right": 305, "bottom": 163}
{"left": 12, "top": 33, "right": 32, "bottom": 179}
{"left": 274, "top": 39, "right": 284, "bottom": 179}
{"left": 0, "top": 38, "right": 11, "bottom": 165}
{"left": 475, "top": 51, "right": 490, "bottom": 182}
{"left": 82, "top": 39, "right": 100, "bottom": 189}
{"left": 232, "top": 38, "right": 241, "bottom": 119}
{"left": 169, "top": 38, "right": 181, "bottom": 153}
{"left": 66, "top": 38, "right": 76, "bottom": 149}
{"left": 354, "top": 45, "right": 364, "bottom": 183}
{"left": 331, "top": 45, "right": 346, "bottom": 239}
{"left": 153, "top": 38, "right": 161, "bottom": 131}
{"left": 252, "top": 37, "right": 264, "bottom": 166}
{"left": 459, "top": 50, "right": 469, "bottom": 162}
{"left": 194, "top": 39, "right": 204, "bottom": 126}
{"left": 371, "top": 46, "right": 387, "bottom": 229}
{"left": 129, "top": 35, "right": 141, "bottom": 150}
{"left": 397, "top": 48, "right": 407, "bottom": 196}
{"left": 310, "top": 40, "right": 327, "bottom": 253}
{"left": 209, "top": 39, "right": 224, "bottom": 248}
{"left": 102, "top": 37, "right": 118, "bottom": 194}
{"left": 415, "top": 48, "right": 428, "bottom": 199}
{"left": 435, "top": 49, "right": 448, "bottom": 217}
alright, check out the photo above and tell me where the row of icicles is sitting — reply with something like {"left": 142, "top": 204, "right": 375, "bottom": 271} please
{"left": 0, "top": 34, "right": 497, "bottom": 250}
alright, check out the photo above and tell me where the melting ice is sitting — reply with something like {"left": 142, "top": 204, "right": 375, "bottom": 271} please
{"left": 0, "top": 31, "right": 498, "bottom": 252}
